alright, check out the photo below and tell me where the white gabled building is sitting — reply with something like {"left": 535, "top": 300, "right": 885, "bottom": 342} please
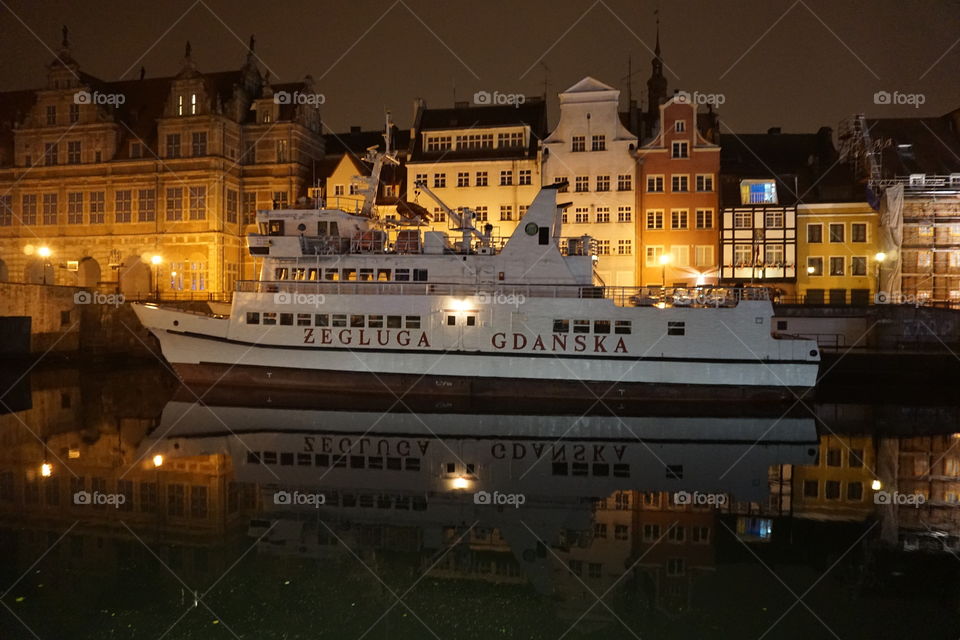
{"left": 542, "top": 77, "right": 639, "bottom": 287}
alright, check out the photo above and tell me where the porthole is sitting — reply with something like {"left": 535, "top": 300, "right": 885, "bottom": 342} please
{"left": 809, "top": 349, "right": 818, "bottom": 357}
{"left": 524, "top": 222, "right": 538, "bottom": 236}
{"left": 173, "top": 320, "right": 179, "bottom": 327}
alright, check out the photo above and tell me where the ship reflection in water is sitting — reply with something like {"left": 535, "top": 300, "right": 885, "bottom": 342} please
{"left": 1, "top": 366, "right": 959, "bottom": 639}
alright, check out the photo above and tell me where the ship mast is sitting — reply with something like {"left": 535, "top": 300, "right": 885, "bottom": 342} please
{"left": 358, "top": 111, "right": 399, "bottom": 217}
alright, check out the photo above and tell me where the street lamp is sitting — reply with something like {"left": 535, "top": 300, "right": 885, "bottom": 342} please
{"left": 150, "top": 254, "right": 162, "bottom": 300}
{"left": 874, "top": 252, "right": 887, "bottom": 296}
{"left": 37, "top": 246, "right": 52, "bottom": 285}
{"left": 658, "top": 253, "right": 672, "bottom": 287}
{"left": 807, "top": 265, "right": 816, "bottom": 275}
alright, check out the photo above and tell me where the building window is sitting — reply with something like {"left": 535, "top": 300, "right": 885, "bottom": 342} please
{"left": 617, "top": 206, "right": 632, "bottom": 223}
{"left": 807, "top": 223, "right": 823, "bottom": 243}
{"left": 226, "top": 189, "right": 238, "bottom": 224}
{"left": 674, "top": 120, "right": 685, "bottom": 132}
{"left": 433, "top": 207, "right": 445, "bottom": 223}
{"left": 67, "top": 192, "right": 83, "bottom": 224}
{"left": 596, "top": 239, "right": 610, "bottom": 254}
{"left": 591, "top": 135, "right": 606, "bottom": 151}
{"left": 67, "top": 141, "right": 81, "bottom": 164}
{"left": 808, "top": 256, "right": 823, "bottom": 276}
{"left": 617, "top": 239, "right": 632, "bottom": 255}
{"left": 454, "top": 172, "right": 469, "bottom": 188}
{"left": 554, "top": 176, "right": 567, "bottom": 192}
{"left": 500, "top": 205, "right": 513, "bottom": 221}
{"left": 166, "top": 187, "right": 183, "bottom": 221}
{"left": 803, "top": 480, "right": 818, "bottom": 498}
{"left": 273, "top": 191, "right": 288, "bottom": 209}
{"left": 455, "top": 134, "right": 493, "bottom": 150}
{"left": 349, "top": 184, "right": 360, "bottom": 196}
{"left": 851, "top": 223, "right": 867, "bottom": 243}
{"left": 574, "top": 208, "right": 589, "bottom": 223}
{"left": 519, "top": 205, "right": 528, "bottom": 218}
{"left": 519, "top": 169, "right": 532, "bottom": 185}
{"left": 166, "top": 134, "right": 181, "bottom": 158}
{"left": 44, "top": 142, "right": 58, "bottom": 166}
{"left": 497, "top": 132, "right": 524, "bottom": 147}
{"left": 243, "top": 192, "right": 256, "bottom": 224}
{"left": 695, "top": 174, "right": 714, "bottom": 191}
{"left": 765, "top": 210, "right": 784, "bottom": 227}
{"left": 334, "top": 185, "right": 344, "bottom": 196}
{"left": 646, "top": 246, "right": 664, "bottom": 266}
{"left": 474, "top": 206, "right": 488, "bottom": 222}
{"left": 575, "top": 176, "right": 589, "bottom": 192}
{"left": 596, "top": 175, "right": 610, "bottom": 192}
{"left": 695, "top": 245, "right": 713, "bottom": 267}
{"left": 276, "top": 139, "right": 287, "bottom": 163}
{"left": 191, "top": 132, "right": 207, "bottom": 156}
{"left": 765, "top": 244, "right": 784, "bottom": 266}
{"left": 695, "top": 209, "right": 713, "bottom": 229}
{"left": 188, "top": 186, "right": 206, "bottom": 220}
{"left": 615, "top": 524, "right": 629, "bottom": 540}
{"left": 734, "top": 211, "right": 752, "bottom": 229}
{"left": 42, "top": 193, "right": 58, "bottom": 225}
{"left": 617, "top": 174, "right": 632, "bottom": 191}
{"left": 433, "top": 173, "right": 446, "bottom": 188}
{"left": 667, "top": 558, "right": 685, "bottom": 576}
{"left": 671, "top": 175, "right": 689, "bottom": 192}
{"left": 646, "top": 210, "right": 664, "bottom": 229}
{"left": 847, "top": 481, "right": 863, "bottom": 501}
{"left": 647, "top": 175, "right": 664, "bottom": 192}
{"left": 829, "top": 223, "right": 844, "bottom": 243}
{"left": 138, "top": 189, "right": 155, "bottom": 222}
{"left": 130, "top": 142, "right": 142, "bottom": 159}
{"left": 734, "top": 244, "right": 752, "bottom": 267}
{"left": 918, "top": 250, "right": 933, "bottom": 268}
{"left": 571, "top": 135, "right": 585, "bottom": 152}
{"left": 671, "top": 209, "right": 688, "bottom": 229}
{"left": 671, "top": 141, "right": 688, "bottom": 158}
{"left": 596, "top": 208, "right": 610, "bottom": 223}
{"left": 825, "top": 480, "right": 841, "bottom": 500}
{"left": 114, "top": 190, "right": 132, "bottom": 223}
{"left": 69, "top": 103, "right": 79, "bottom": 123}
{"left": 829, "top": 256, "right": 845, "bottom": 276}
{"left": 851, "top": 256, "right": 867, "bottom": 276}
{"left": 46, "top": 105, "right": 56, "bottom": 125}
{"left": 475, "top": 171, "right": 488, "bottom": 187}
{"left": 0, "top": 195, "right": 10, "bottom": 226}
{"left": 425, "top": 135, "right": 452, "bottom": 151}
{"left": 500, "top": 170, "right": 513, "bottom": 186}
{"left": 741, "top": 180, "right": 777, "bottom": 204}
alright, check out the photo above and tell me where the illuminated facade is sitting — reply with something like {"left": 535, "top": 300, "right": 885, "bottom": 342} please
{"left": 0, "top": 33, "right": 323, "bottom": 296}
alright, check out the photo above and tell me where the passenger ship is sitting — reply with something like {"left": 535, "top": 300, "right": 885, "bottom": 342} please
{"left": 132, "top": 148, "right": 819, "bottom": 401}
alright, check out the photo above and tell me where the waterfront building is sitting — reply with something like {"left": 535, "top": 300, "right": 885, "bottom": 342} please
{"left": 636, "top": 95, "right": 720, "bottom": 286}
{"left": 542, "top": 77, "right": 639, "bottom": 287}
{"left": 0, "top": 32, "right": 323, "bottom": 296}
{"left": 792, "top": 434, "right": 877, "bottom": 522}
{"left": 405, "top": 98, "right": 546, "bottom": 240}
{"left": 318, "top": 124, "right": 408, "bottom": 217}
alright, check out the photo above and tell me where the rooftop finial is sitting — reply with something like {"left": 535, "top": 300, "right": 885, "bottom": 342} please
{"left": 185, "top": 40, "right": 192, "bottom": 59}
{"left": 61, "top": 25, "right": 69, "bottom": 49}
{"left": 654, "top": 10, "right": 660, "bottom": 57}
{"left": 248, "top": 34, "right": 255, "bottom": 54}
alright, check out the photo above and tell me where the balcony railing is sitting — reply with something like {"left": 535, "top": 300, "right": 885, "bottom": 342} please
{"left": 234, "top": 280, "right": 772, "bottom": 308}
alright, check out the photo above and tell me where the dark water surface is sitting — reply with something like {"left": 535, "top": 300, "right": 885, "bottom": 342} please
{"left": 1, "top": 362, "right": 959, "bottom": 639}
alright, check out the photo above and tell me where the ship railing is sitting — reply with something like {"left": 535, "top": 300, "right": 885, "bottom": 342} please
{"left": 234, "top": 280, "right": 771, "bottom": 307}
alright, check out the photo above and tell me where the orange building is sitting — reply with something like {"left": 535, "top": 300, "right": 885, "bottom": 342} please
{"left": 636, "top": 96, "right": 720, "bottom": 286}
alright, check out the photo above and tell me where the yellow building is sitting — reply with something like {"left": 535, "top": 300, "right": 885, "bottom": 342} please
{"left": 796, "top": 202, "right": 882, "bottom": 304}
{"left": 0, "top": 33, "right": 323, "bottom": 297}
{"left": 793, "top": 434, "right": 877, "bottom": 521}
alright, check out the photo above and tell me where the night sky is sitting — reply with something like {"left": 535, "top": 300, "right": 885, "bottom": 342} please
{"left": 2, "top": 0, "right": 959, "bottom": 135}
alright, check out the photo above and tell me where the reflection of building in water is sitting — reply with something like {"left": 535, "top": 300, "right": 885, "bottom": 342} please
{"left": 791, "top": 434, "right": 877, "bottom": 522}
{"left": 879, "top": 434, "right": 960, "bottom": 549}
{"left": 630, "top": 491, "right": 716, "bottom": 613}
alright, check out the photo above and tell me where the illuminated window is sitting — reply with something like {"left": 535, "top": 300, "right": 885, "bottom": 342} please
{"left": 740, "top": 180, "right": 777, "bottom": 204}
{"left": 671, "top": 141, "right": 688, "bottom": 158}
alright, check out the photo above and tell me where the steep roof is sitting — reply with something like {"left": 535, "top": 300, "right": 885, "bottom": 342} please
{"left": 865, "top": 113, "right": 960, "bottom": 176}
{"left": 562, "top": 76, "right": 617, "bottom": 94}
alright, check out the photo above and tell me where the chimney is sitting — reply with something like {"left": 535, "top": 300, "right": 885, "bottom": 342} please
{"left": 767, "top": 127, "right": 781, "bottom": 135}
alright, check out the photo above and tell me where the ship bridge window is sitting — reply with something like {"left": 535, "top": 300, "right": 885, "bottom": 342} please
{"left": 466, "top": 315, "right": 476, "bottom": 327}
{"left": 573, "top": 320, "right": 590, "bottom": 333}
{"left": 267, "top": 220, "right": 285, "bottom": 235}
{"left": 395, "top": 269, "right": 410, "bottom": 282}
{"left": 553, "top": 319, "right": 569, "bottom": 333}
{"left": 368, "top": 315, "right": 383, "bottom": 328}
{"left": 343, "top": 268, "right": 356, "bottom": 281}
{"left": 413, "top": 269, "right": 428, "bottom": 282}
{"left": 262, "top": 451, "right": 277, "bottom": 464}
{"left": 668, "top": 321, "right": 685, "bottom": 336}
{"left": 447, "top": 315, "right": 456, "bottom": 326}
{"left": 280, "top": 313, "right": 293, "bottom": 326}
{"left": 350, "top": 315, "right": 365, "bottom": 328}
{"left": 332, "top": 314, "right": 347, "bottom": 327}
{"left": 406, "top": 316, "right": 421, "bottom": 329}
{"left": 307, "top": 268, "right": 319, "bottom": 280}
{"left": 246, "top": 312, "right": 260, "bottom": 324}
{"left": 296, "top": 314, "right": 311, "bottom": 326}
{"left": 377, "top": 269, "right": 391, "bottom": 281}
{"left": 359, "top": 268, "right": 374, "bottom": 281}
{"left": 315, "top": 314, "right": 329, "bottom": 327}
{"left": 324, "top": 269, "right": 339, "bottom": 281}
{"left": 614, "top": 320, "right": 632, "bottom": 335}
{"left": 594, "top": 320, "right": 611, "bottom": 334}
{"left": 274, "top": 267, "right": 289, "bottom": 280}
{"left": 387, "top": 315, "right": 402, "bottom": 328}
{"left": 293, "top": 268, "right": 306, "bottom": 280}
{"left": 262, "top": 312, "right": 277, "bottom": 325}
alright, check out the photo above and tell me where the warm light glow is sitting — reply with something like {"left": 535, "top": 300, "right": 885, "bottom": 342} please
{"left": 871, "top": 479, "right": 882, "bottom": 491}
{"left": 874, "top": 252, "right": 887, "bottom": 263}
{"left": 152, "top": 454, "right": 164, "bottom": 468}
{"left": 806, "top": 266, "right": 816, "bottom": 274}
{"left": 658, "top": 254, "right": 672, "bottom": 266}
{"left": 37, "top": 246, "right": 52, "bottom": 258}
{"left": 150, "top": 254, "right": 162, "bottom": 265}
{"left": 449, "top": 298, "right": 472, "bottom": 313}
{"left": 451, "top": 476, "right": 471, "bottom": 490}
{"left": 655, "top": 301, "right": 667, "bottom": 309}
{"left": 40, "top": 463, "right": 53, "bottom": 478}
{"left": 67, "top": 449, "right": 80, "bottom": 459}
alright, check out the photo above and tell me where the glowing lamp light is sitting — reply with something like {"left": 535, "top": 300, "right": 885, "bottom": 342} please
{"left": 451, "top": 476, "right": 471, "bottom": 490}
{"left": 37, "top": 246, "right": 52, "bottom": 258}
{"left": 152, "top": 454, "right": 164, "bottom": 468}
{"left": 871, "top": 479, "right": 882, "bottom": 491}
{"left": 874, "top": 252, "right": 887, "bottom": 263}
{"left": 658, "top": 254, "right": 672, "bottom": 266}
{"left": 449, "top": 298, "right": 472, "bottom": 313}
{"left": 806, "top": 266, "right": 816, "bottom": 274}
{"left": 40, "top": 463, "right": 53, "bottom": 478}
{"left": 67, "top": 449, "right": 80, "bottom": 459}
{"left": 150, "top": 255, "right": 163, "bottom": 265}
